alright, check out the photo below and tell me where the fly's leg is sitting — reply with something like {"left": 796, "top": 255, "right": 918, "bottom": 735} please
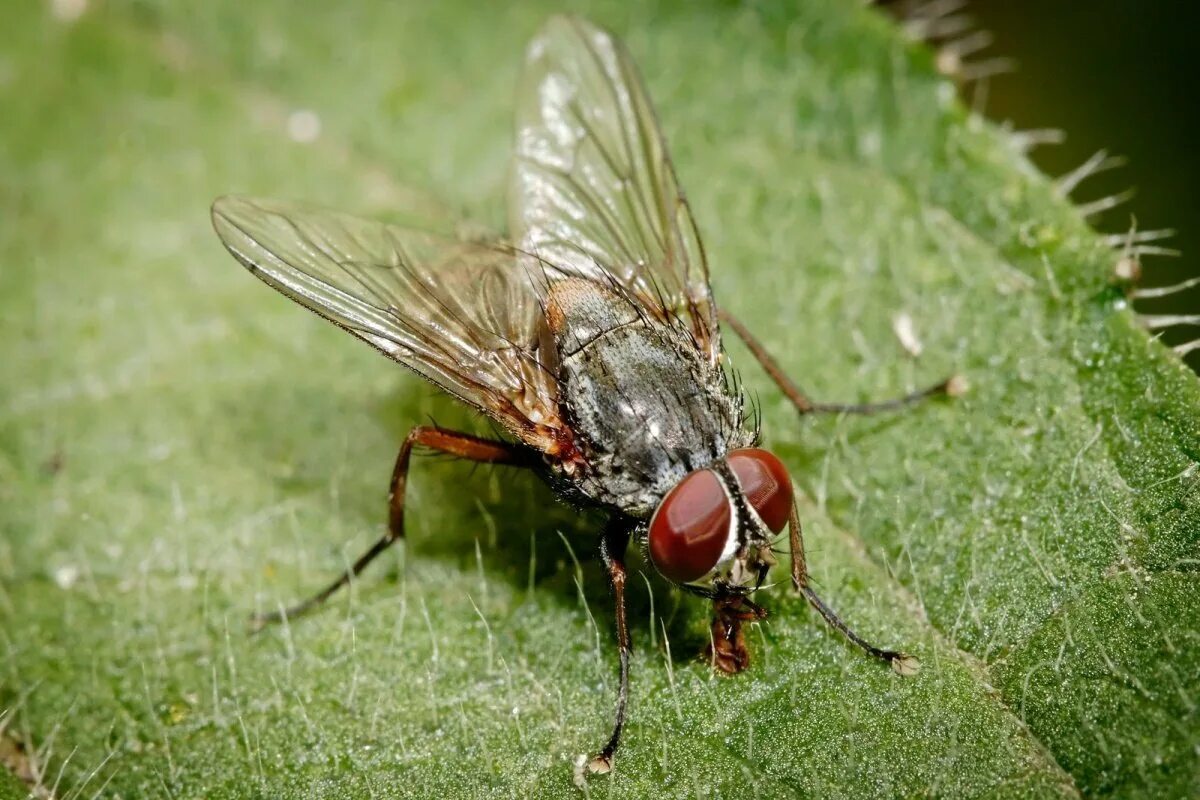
{"left": 787, "top": 503, "right": 919, "bottom": 675}
{"left": 579, "top": 516, "right": 635, "bottom": 780}
{"left": 706, "top": 594, "right": 768, "bottom": 674}
{"left": 251, "top": 425, "right": 531, "bottom": 628}
{"left": 719, "top": 309, "right": 960, "bottom": 414}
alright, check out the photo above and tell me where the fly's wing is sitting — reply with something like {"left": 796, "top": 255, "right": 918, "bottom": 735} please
{"left": 211, "top": 195, "right": 564, "bottom": 452}
{"left": 510, "top": 15, "right": 721, "bottom": 365}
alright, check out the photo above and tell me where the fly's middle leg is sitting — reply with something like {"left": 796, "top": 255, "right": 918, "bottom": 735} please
{"left": 719, "top": 308, "right": 962, "bottom": 415}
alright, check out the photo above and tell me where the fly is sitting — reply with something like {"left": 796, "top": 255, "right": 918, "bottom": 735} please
{"left": 210, "top": 15, "right": 957, "bottom": 779}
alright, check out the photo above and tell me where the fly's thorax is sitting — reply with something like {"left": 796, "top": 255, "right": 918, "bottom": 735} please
{"left": 545, "top": 277, "right": 641, "bottom": 356}
{"left": 545, "top": 278, "right": 750, "bottom": 516}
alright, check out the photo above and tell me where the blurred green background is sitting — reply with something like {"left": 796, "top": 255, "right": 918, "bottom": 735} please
{"left": 971, "top": 1, "right": 1200, "bottom": 357}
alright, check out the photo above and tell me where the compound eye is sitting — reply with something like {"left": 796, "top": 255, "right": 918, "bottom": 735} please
{"left": 647, "top": 469, "right": 731, "bottom": 584}
{"left": 727, "top": 448, "right": 793, "bottom": 533}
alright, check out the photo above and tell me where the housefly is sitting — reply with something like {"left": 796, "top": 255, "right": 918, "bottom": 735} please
{"left": 211, "top": 15, "right": 955, "bottom": 778}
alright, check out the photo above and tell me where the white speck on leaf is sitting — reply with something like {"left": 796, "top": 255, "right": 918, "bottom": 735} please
{"left": 53, "top": 564, "right": 80, "bottom": 589}
{"left": 286, "top": 109, "right": 322, "bottom": 143}
{"left": 858, "top": 129, "right": 882, "bottom": 158}
{"left": 892, "top": 312, "right": 923, "bottom": 357}
{"left": 50, "top": 0, "right": 87, "bottom": 23}
{"left": 936, "top": 81, "right": 956, "bottom": 107}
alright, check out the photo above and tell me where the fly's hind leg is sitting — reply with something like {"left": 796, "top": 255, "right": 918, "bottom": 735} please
{"left": 251, "top": 425, "right": 531, "bottom": 629}
{"left": 786, "top": 503, "right": 919, "bottom": 675}
{"left": 719, "top": 309, "right": 962, "bottom": 414}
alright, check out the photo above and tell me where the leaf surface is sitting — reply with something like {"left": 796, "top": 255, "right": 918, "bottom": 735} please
{"left": 1, "top": 1, "right": 1196, "bottom": 797}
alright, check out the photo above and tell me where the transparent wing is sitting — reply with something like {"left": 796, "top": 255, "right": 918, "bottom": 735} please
{"left": 510, "top": 14, "right": 720, "bottom": 364}
{"left": 211, "top": 195, "right": 564, "bottom": 451}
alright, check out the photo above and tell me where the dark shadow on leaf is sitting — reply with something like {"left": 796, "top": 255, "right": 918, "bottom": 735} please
{"left": 208, "top": 372, "right": 882, "bottom": 667}
{"left": 208, "top": 377, "right": 710, "bottom": 661}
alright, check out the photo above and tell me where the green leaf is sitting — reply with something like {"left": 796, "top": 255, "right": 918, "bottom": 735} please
{"left": 0, "top": 771, "right": 24, "bottom": 800}
{"left": 2, "top": 1, "right": 1197, "bottom": 798}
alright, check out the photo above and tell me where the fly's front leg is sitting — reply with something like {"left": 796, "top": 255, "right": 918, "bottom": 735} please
{"left": 787, "top": 503, "right": 919, "bottom": 676}
{"left": 578, "top": 515, "right": 635, "bottom": 781}
{"left": 706, "top": 594, "right": 768, "bottom": 674}
{"left": 719, "top": 309, "right": 962, "bottom": 414}
{"left": 251, "top": 425, "right": 531, "bottom": 628}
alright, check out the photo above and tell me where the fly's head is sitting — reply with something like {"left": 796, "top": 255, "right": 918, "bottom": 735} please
{"left": 644, "top": 448, "right": 792, "bottom": 593}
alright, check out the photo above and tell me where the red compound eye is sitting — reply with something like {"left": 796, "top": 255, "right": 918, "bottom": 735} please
{"left": 648, "top": 469, "right": 731, "bottom": 584}
{"left": 727, "top": 449, "right": 793, "bottom": 533}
